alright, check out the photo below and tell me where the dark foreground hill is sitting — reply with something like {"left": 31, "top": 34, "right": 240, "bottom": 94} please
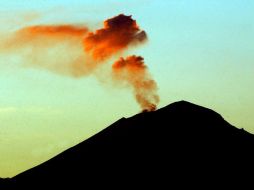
{"left": 1, "top": 101, "right": 254, "bottom": 188}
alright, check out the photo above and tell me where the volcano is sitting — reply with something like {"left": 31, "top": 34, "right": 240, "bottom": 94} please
{"left": 1, "top": 101, "right": 254, "bottom": 188}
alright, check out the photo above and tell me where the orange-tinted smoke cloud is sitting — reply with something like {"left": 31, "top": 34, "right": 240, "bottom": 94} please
{"left": 84, "top": 14, "right": 147, "bottom": 61}
{"left": 1, "top": 14, "right": 159, "bottom": 111}
{"left": 112, "top": 56, "right": 159, "bottom": 112}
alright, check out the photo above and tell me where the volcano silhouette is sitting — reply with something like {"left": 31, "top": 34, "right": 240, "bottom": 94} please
{"left": 1, "top": 101, "right": 254, "bottom": 188}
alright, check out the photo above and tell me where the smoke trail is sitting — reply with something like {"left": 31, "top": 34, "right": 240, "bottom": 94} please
{"left": 18, "top": 25, "right": 88, "bottom": 37}
{"left": 3, "top": 24, "right": 88, "bottom": 49}
{"left": 1, "top": 24, "right": 89, "bottom": 77}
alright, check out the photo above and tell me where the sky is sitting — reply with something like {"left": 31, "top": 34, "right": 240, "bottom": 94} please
{"left": 0, "top": 0, "right": 253, "bottom": 177}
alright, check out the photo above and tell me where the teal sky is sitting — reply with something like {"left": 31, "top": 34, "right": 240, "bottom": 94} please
{"left": 0, "top": 0, "right": 254, "bottom": 177}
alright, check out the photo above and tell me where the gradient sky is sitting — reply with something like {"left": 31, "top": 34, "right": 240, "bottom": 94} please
{"left": 0, "top": 0, "right": 253, "bottom": 177}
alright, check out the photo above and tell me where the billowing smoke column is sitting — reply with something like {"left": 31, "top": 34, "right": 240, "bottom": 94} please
{"left": 1, "top": 14, "right": 159, "bottom": 111}
{"left": 112, "top": 56, "right": 159, "bottom": 111}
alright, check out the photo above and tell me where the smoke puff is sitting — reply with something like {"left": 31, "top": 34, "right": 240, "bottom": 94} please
{"left": 83, "top": 14, "right": 147, "bottom": 61}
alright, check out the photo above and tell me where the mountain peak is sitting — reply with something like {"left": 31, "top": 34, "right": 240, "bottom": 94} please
{"left": 156, "top": 100, "right": 224, "bottom": 123}
{"left": 2, "top": 101, "right": 254, "bottom": 188}
{"left": 162, "top": 100, "right": 213, "bottom": 111}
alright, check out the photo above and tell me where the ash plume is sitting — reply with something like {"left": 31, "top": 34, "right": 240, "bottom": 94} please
{"left": 0, "top": 14, "right": 159, "bottom": 111}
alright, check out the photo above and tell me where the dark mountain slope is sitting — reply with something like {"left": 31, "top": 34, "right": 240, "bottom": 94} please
{"left": 2, "top": 101, "right": 254, "bottom": 188}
